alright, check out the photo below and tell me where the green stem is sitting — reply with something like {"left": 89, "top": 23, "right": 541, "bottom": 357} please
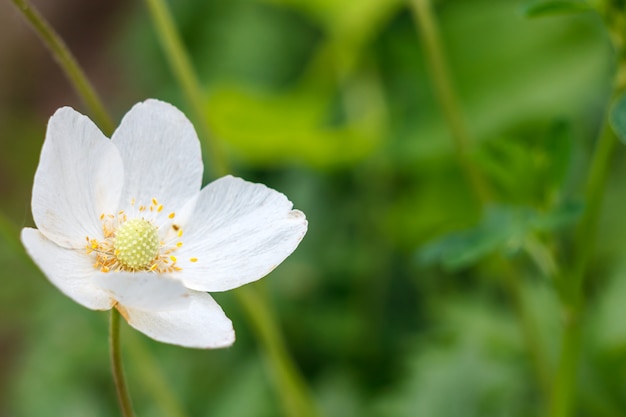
{"left": 549, "top": 7, "right": 626, "bottom": 412}
{"left": 549, "top": 307, "right": 583, "bottom": 417}
{"left": 143, "top": 2, "right": 319, "bottom": 416}
{"left": 571, "top": 124, "right": 618, "bottom": 296}
{"left": 10, "top": 0, "right": 115, "bottom": 136}
{"left": 549, "top": 110, "right": 619, "bottom": 417}
{"left": 409, "top": 0, "right": 553, "bottom": 399}
{"left": 11, "top": 2, "right": 188, "bottom": 414}
{"left": 110, "top": 309, "right": 135, "bottom": 417}
{"left": 125, "top": 331, "right": 189, "bottom": 417}
{"left": 408, "top": 0, "right": 491, "bottom": 206}
{"left": 236, "top": 286, "right": 320, "bottom": 417}
{"left": 143, "top": 0, "right": 228, "bottom": 177}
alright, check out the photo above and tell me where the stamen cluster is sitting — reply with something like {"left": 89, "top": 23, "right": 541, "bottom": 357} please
{"left": 85, "top": 198, "right": 187, "bottom": 273}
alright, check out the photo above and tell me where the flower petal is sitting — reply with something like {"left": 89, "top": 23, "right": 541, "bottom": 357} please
{"left": 175, "top": 176, "right": 308, "bottom": 292}
{"left": 21, "top": 228, "right": 114, "bottom": 310}
{"left": 32, "top": 107, "right": 124, "bottom": 249}
{"left": 119, "top": 292, "right": 235, "bottom": 349}
{"left": 93, "top": 272, "right": 191, "bottom": 312}
{"left": 111, "top": 99, "right": 203, "bottom": 213}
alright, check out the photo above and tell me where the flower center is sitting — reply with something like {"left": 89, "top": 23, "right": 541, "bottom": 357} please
{"left": 85, "top": 198, "right": 197, "bottom": 273}
{"left": 113, "top": 218, "right": 160, "bottom": 270}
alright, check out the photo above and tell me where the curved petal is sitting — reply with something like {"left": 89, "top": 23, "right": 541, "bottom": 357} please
{"left": 21, "top": 228, "right": 114, "bottom": 310}
{"left": 93, "top": 272, "right": 190, "bottom": 312}
{"left": 175, "top": 176, "right": 308, "bottom": 292}
{"left": 111, "top": 99, "right": 203, "bottom": 213}
{"left": 119, "top": 292, "right": 235, "bottom": 349}
{"left": 32, "top": 107, "right": 124, "bottom": 249}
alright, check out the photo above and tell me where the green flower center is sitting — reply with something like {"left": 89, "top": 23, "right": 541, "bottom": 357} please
{"left": 113, "top": 218, "right": 160, "bottom": 270}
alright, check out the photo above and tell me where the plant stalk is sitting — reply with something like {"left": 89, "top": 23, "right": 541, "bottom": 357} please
{"left": 10, "top": 0, "right": 115, "bottom": 136}
{"left": 409, "top": 0, "right": 552, "bottom": 399}
{"left": 110, "top": 309, "right": 135, "bottom": 417}
{"left": 409, "top": 0, "right": 491, "bottom": 206}
{"left": 143, "top": 2, "right": 319, "bottom": 416}
{"left": 549, "top": 4, "right": 626, "bottom": 414}
{"left": 143, "top": 0, "right": 228, "bottom": 176}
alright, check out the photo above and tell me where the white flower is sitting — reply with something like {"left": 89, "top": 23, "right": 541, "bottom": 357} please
{"left": 21, "top": 99, "right": 307, "bottom": 349}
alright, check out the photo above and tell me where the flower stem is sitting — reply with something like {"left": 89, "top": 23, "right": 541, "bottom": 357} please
{"left": 11, "top": 3, "right": 188, "bottom": 413}
{"left": 236, "top": 286, "right": 320, "bottom": 417}
{"left": 549, "top": 6, "right": 626, "bottom": 415}
{"left": 9, "top": 0, "right": 115, "bottom": 136}
{"left": 549, "top": 114, "right": 619, "bottom": 417}
{"left": 143, "top": 0, "right": 229, "bottom": 177}
{"left": 409, "top": 0, "right": 552, "bottom": 400}
{"left": 408, "top": 0, "right": 491, "bottom": 206}
{"left": 143, "top": 2, "right": 319, "bottom": 416}
{"left": 125, "top": 331, "right": 189, "bottom": 417}
{"left": 110, "top": 309, "right": 135, "bottom": 417}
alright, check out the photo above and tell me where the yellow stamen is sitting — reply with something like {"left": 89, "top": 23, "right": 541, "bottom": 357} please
{"left": 86, "top": 199, "right": 191, "bottom": 274}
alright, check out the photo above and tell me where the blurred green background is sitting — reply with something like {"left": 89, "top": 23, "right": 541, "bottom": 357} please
{"left": 1, "top": 0, "right": 626, "bottom": 416}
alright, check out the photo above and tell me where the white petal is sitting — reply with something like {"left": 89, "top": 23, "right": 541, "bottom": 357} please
{"left": 119, "top": 292, "right": 235, "bottom": 349}
{"left": 21, "top": 228, "right": 114, "bottom": 310}
{"left": 111, "top": 99, "right": 203, "bottom": 213}
{"left": 32, "top": 107, "right": 124, "bottom": 249}
{"left": 175, "top": 176, "right": 308, "bottom": 292}
{"left": 93, "top": 272, "right": 191, "bottom": 312}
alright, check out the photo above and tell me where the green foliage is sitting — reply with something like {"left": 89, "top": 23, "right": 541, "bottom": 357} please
{"left": 476, "top": 121, "right": 573, "bottom": 206}
{"left": 418, "top": 203, "right": 581, "bottom": 270}
{"left": 376, "top": 298, "right": 534, "bottom": 417}
{"left": 522, "top": 0, "right": 594, "bottom": 18}
{"left": 3, "top": 0, "right": 626, "bottom": 416}
{"left": 206, "top": 82, "right": 384, "bottom": 168}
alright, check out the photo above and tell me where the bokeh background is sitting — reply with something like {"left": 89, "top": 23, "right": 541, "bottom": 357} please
{"left": 1, "top": 0, "right": 625, "bottom": 416}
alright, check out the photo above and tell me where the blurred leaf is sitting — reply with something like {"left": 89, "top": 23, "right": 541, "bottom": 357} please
{"left": 419, "top": 206, "right": 528, "bottom": 270}
{"left": 375, "top": 299, "right": 532, "bottom": 417}
{"left": 531, "top": 200, "right": 583, "bottom": 231}
{"left": 419, "top": 204, "right": 580, "bottom": 270}
{"left": 206, "top": 82, "right": 384, "bottom": 168}
{"left": 609, "top": 92, "right": 626, "bottom": 144}
{"left": 259, "top": 0, "right": 402, "bottom": 43}
{"left": 390, "top": 1, "right": 608, "bottom": 164}
{"left": 522, "top": 0, "right": 594, "bottom": 18}
{"left": 476, "top": 121, "right": 573, "bottom": 206}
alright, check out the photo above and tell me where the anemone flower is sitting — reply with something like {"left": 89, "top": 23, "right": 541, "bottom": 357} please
{"left": 22, "top": 99, "right": 307, "bottom": 348}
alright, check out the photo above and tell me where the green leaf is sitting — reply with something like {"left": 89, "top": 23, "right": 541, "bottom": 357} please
{"left": 522, "top": 0, "right": 594, "bottom": 18}
{"left": 206, "top": 83, "right": 384, "bottom": 169}
{"left": 531, "top": 201, "right": 583, "bottom": 231}
{"left": 609, "top": 92, "right": 626, "bottom": 144}
{"left": 476, "top": 121, "right": 573, "bottom": 206}
{"left": 418, "top": 204, "right": 581, "bottom": 270}
{"left": 375, "top": 299, "right": 533, "bottom": 417}
{"left": 418, "top": 206, "right": 531, "bottom": 270}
